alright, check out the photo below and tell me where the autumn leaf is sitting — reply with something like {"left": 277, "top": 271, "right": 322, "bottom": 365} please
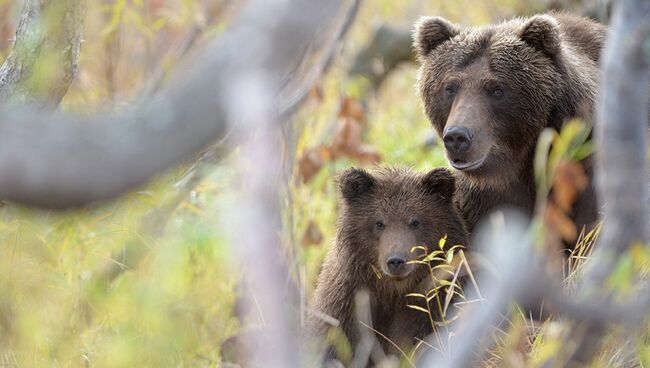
{"left": 544, "top": 161, "right": 588, "bottom": 243}
{"left": 308, "top": 83, "right": 324, "bottom": 103}
{"left": 330, "top": 116, "right": 363, "bottom": 157}
{"left": 351, "top": 144, "right": 382, "bottom": 165}
{"left": 147, "top": 0, "right": 165, "bottom": 15}
{"left": 552, "top": 161, "right": 588, "bottom": 211}
{"left": 302, "top": 220, "right": 323, "bottom": 246}
{"left": 545, "top": 202, "right": 577, "bottom": 242}
{"left": 338, "top": 97, "right": 366, "bottom": 123}
{"left": 298, "top": 145, "right": 330, "bottom": 183}
{"left": 300, "top": 96, "right": 379, "bottom": 172}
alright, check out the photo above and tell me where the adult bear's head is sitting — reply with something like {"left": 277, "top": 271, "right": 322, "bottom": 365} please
{"left": 414, "top": 14, "right": 600, "bottom": 188}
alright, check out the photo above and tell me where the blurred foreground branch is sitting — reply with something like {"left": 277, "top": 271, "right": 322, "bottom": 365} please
{"left": 88, "top": 0, "right": 360, "bottom": 290}
{"left": 212, "top": 2, "right": 358, "bottom": 367}
{"left": 418, "top": 212, "right": 540, "bottom": 368}
{"left": 349, "top": 24, "right": 413, "bottom": 90}
{"left": 0, "top": 0, "right": 85, "bottom": 109}
{"left": 0, "top": 0, "right": 349, "bottom": 209}
{"left": 0, "top": 5, "right": 360, "bottom": 366}
{"left": 420, "top": 0, "right": 650, "bottom": 366}
{"left": 565, "top": 0, "right": 650, "bottom": 364}
{"left": 585, "top": 0, "right": 650, "bottom": 293}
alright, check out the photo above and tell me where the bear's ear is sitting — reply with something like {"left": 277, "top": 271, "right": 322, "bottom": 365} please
{"left": 339, "top": 168, "right": 376, "bottom": 202}
{"left": 413, "top": 16, "right": 459, "bottom": 58}
{"left": 520, "top": 15, "right": 561, "bottom": 58}
{"left": 422, "top": 168, "right": 455, "bottom": 201}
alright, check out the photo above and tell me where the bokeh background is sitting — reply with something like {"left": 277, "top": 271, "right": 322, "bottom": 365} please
{"left": 0, "top": 0, "right": 620, "bottom": 367}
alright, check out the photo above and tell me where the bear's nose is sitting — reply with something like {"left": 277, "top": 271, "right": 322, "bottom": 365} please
{"left": 443, "top": 126, "right": 473, "bottom": 154}
{"left": 386, "top": 256, "right": 406, "bottom": 274}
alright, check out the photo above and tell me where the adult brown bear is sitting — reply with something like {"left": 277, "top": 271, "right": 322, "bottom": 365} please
{"left": 414, "top": 13, "right": 606, "bottom": 240}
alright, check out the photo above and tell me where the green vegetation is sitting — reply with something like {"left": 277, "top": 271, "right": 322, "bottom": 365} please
{"left": 1, "top": 0, "right": 647, "bottom": 367}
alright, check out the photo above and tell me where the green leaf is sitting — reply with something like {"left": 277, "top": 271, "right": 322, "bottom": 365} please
{"left": 405, "top": 293, "right": 426, "bottom": 299}
{"left": 423, "top": 256, "right": 445, "bottom": 263}
{"left": 426, "top": 289, "right": 439, "bottom": 298}
{"left": 431, "top": 264, "right": 451, "bottom": 271}
{"left": 438, "top": 234, "right": 448, "bottom": 250}
{"left": 407, "top": 260, "right": 427, "bottom": 265}
{"left": 410, "top": 245, "right": 427, "bottom": 253}
{"left": 422, "top": 251, "right": 444, "bottom": 263}
{"left": 406, "top": 304, "right": 430, "bottom": 314}
{"left": 606, "top": 252, "right": 635, "bottom": 293}
{"left": 447, "top": 244, "right": 464, "bottom": 253}
{"left": 534, "top": 127, "right": 556, "bottom": 195}
{"left": 571, "top": 141, "right": 594, "bottom": 161}
{"left": 446, "top": 249, "right": 455, "bottom": 263}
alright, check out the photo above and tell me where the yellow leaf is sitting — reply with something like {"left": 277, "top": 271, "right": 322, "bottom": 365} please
{"left": 405, "top": 293, "right": 426, "bottom": 299}
{"left": 406, "top": 304, "right": 430, "bottom": 314}
{"left": 438, "top": 234, "right": 448, "bottom": 250}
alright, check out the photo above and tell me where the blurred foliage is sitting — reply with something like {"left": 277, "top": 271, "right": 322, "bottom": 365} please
{"left": 0, "top": 0, "right": 644, "bottom": 367}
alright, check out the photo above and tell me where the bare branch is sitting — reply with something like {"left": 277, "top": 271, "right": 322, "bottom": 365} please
{"left": 0, "top": 0, "right": 85, "bottom": 108}
{"left": 349, "top": 24, "right": 413, "bottom": 90}
{"left": 0, "top": 0, "right": 346, "bottom": 209}
{"left": 223, "top": 4, "right": 361, "bottom": 367}
{"left": 86, "top": 0, "right": 360, "bottom": 294}
{"left": 278, "top": 0, "right": 360, "bottom": 117}
{"left": 562, "top": 0, "right": 650, "bottom": 363}
{"left": 585, "top": 0, "right": 650, "bottom": 288}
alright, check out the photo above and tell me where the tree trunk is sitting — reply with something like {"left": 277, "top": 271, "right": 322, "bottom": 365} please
{"left": 564, "top": 0, "right": 650, "bottom": 364}
{"left": 587, "top": 0, "right": 650, "bottom": 297}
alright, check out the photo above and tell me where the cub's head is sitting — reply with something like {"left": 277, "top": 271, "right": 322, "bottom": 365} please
{"left": 337, "top": 167, "right": 467, "bottom": 288}
{"left": 414, "top": 15, "right": 575, "bottom": 187}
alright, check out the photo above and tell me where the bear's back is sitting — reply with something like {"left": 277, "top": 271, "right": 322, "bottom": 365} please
{"left": 553, "top": 12, "right": 607, "bottom": 63}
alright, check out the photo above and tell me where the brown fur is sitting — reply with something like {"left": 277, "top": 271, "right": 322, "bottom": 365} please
{"left": 414, "top": 12, "right": 606, "bottom": 237}
{"left": 306, "top": 167, "right": 468, "bottom": 362}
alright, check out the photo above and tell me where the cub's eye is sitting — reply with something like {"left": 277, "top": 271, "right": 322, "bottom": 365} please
{"left": 444, "top": 83, "right": 458, "bottom": 97}
{"left": 489, "top": 87, "right": 504, "bottom": 99}
{"left": 409, "top": 220, "right": 421, "bottom": 229}
{"left": 375, "top": 221, "right": 385, "bottom": 230}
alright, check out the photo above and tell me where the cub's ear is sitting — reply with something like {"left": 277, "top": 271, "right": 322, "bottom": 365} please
{"left": 413, "top": 16, "right": 459, "bottom": 58}
{"left": 520, "top": 15, "right": 561, "bottom": 58}
{"left": 422, "top": 168, "right": 455, "bottom": 201}
{"left": 339, "top": 168, "right": 375, "bottom": 202}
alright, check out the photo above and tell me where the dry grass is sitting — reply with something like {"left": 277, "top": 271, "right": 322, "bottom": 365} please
{"left": 1, "top": 0, "right": 648, "bottom": 366}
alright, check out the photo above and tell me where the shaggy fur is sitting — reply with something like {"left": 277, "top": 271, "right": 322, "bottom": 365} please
{"left": 414, "top": 12, "right": 606, "bottom": 236}
{"left": 306, "top": 167, "right": 468, "bottom": 362}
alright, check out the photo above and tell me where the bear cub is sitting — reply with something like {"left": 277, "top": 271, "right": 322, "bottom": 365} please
{"left": 306, "top": 167, "right": 468, "bottom": 363}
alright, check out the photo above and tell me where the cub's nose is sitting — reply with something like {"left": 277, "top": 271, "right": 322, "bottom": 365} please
{"left": 443, "top": 126, "right": 473, "bottom": 154}
{"left": 386, "top": 256, "right": 406, "bottom": 274}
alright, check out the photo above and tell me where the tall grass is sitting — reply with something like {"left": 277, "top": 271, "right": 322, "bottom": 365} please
{"left": 3, "top": 0, "right": 647, "bottom": 366}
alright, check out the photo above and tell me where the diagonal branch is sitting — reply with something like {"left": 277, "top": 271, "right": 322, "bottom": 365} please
{"left": 86, "top": 0, "right": 361, "bottom": 291}
{"left": 0, "top": 0, "right": 345, "bottom": 209}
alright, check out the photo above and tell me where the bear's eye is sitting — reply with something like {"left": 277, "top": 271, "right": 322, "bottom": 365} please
{"left": 375, "top": 221, "right": 385, "bottom": 230}
{"left": 489, "top": 87, "right": 504, "bottom": 99}
{"left": 444, "top": 83, "right": 458, "bottom": 97}
{"left": 409, "top": 220, "right": 421, "bottom": 229}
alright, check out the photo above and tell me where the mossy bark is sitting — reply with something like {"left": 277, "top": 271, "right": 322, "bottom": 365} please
{"left": 0, "top": 0, "right": 86, "bottom": 109}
